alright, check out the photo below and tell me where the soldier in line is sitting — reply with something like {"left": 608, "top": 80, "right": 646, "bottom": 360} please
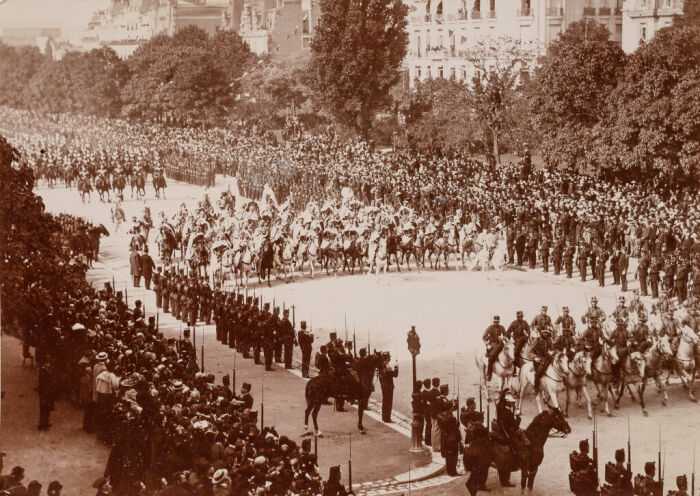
{"left": 378, "top": 352, "right": 398, "bottom": 423}
{"left": 298, "top": 321, "right": 313, "bottom": 378}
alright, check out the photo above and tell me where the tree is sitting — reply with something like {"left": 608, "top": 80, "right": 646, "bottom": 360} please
{"left": 310, "top": 0, "right": 408, "bottom": 137}
{"left": 594, "top": 25, "right": 700, "bottom": 186}
{"left": 0, "top": 43, "right": 45, "bottom": 107}
{"left": 531, "top": 20, "right": 627, "bottom": 170}
{"left": 398, "top": 78, "right": 477, "bottom": 156}
{"left": 674, "top": 0, "right": 700, "bottom": 27}
{"left": 121, "top": 26, "right": 255, "bottom": 122}
{"left": 464, "top": 35, "right": 537, "bottom": 162}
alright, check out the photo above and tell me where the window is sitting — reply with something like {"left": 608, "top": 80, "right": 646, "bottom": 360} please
{"left": 427, "top": 65, "right": 432, "bottom": 78}
{"left": 461, "top": 66, "right": 467, "bottom": 80}
{"left": 438, "top": 66, "right": 444, "bottom": 78}
{"left": 302, "top": 35, "right": 311, "bottom": 48}
{"left": 416, "top": 66, "right": 421, "bottom": 79}
{"left": 641, "top": 24, "right": 647, "bottom": 40}
{"left": 450, "top": 67, "right": 456, "bottom": 79}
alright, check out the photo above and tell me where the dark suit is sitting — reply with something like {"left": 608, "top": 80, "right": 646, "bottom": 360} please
{"left": 129, "top": 250, "right": 142, "bottom": 286}
{"left": 140, "top": 253, "right": 155, "bottom": 289}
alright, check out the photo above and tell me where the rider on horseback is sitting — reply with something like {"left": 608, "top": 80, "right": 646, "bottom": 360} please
{"left": 495, "top": 388, "right": 530, "bottom": 486}
{"left": 532, "top": 328, "right": 555, "bottom": 394}
{"left": 610, "top": 317, "right": 630, "bottom": 382}
{"left": 483, "top": 316, "right": 507, "bottom": 382}
{"left": 508, "top": 311, "right": 531, "bottom": 375}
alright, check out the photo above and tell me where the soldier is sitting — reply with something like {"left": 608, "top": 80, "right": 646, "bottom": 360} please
{"left": 516, "top": 229, "right": 527, "bottom": 266}
{"left": 650, "top": 256, "right": 662, "bottom": 299}
{"left": 170, "top": 274, "right": 179, "bottom": 316}
{"left": 582, "top": 296, "right": 607, "bottom": 326}
{"left": 280, "top": 309, "right": 295, "bottom": 369}
{"left": 422, "top": 378, "right": 434, "bottom": 446}
{"left": 619, "top": 247, "right": 630, "bottom": 292}
{"left": 272, "top": 307, "right": 283, "bottom": 364}
{"left": 630, "top": 314, "right": 652, "bottom": 354}
{"left": 554, "top": 324, "right": 576, "bottom": 361}
{"left": 540, "top": 235, "right": 551, "bottom": 273}
{"left": 605, "top": 448, "right": 632, "bottom": 495}
{"left": 526, "top": 233, "right": 538, "bottom": 270}
{"left": 200, "top": 279, "right": 212, "bottom": 325}
{"left": 578, "top": 244, "right": 590, "bottom": 282}
{"left": 298, "top": 321, "right": 313, "bottom": 378}
{"left": 582, "top": 320, "right": 605, "bottom": 363}
{"left": 564, "top": 242, "right": 575, "bottom": 278}
{"left": 597, "top": 247, "right": 608, "bottom": 288}
{"left": 637, "top": 251, "right": 651, "bottom": 296}
{"left": 610, "top": 249, "right": 620, "bottom": 285}
{"left": 153, "top": 267, "right": 162, "bottom": 308}
{"left": 506, "top": 226, "right": 516, "bottom": 264}
{"left": 261, "top": 303, "right": 275, "bottom": 371}
{"left": 612, "top": 296, "right": 630, "bottom": 325}
{"left": 609, "top": 317, "right": 630, "bottom": 382}
{"left": 178, "top": 327, "right": 195, "bottom": 358}
{"left": 676, "top": 259, "right": 690, "bottom": 303}
{"left": 161, "top": 270, "right": 170, "bottom": 313}
{"left": 569, "top": 439, "right": 596, "bottom": 496}
{"left": 553, "top": 237, "right": 564, "bottom": 275}
{"left": 378, "top": 352, "right": 398, "bottom": 423}
{"left": 482, "top": 316, "right": 507, "bottom": 382}
{"left": 460, "top": 397, "right": 485, "bottom": 444}
{"left": 629, "top": 290, "right": 647, "bottom": 320}
{"left": 186, "top": 279, "right": 199, "bottom": 326}
{"left": 507, "top": 311, "right": 530, "bottom": 374}
{"left": 668, "top": 474, "right": 689, "bottom": 496}
{"left": 635, "top": 461, "right": 662, "bottom": 496}
{"left": 532, "top": 328, "right": 554, "bottom": 393}
{"left": 663, "top": 255, "right": 676, "bottom": 296}
{"left": 555, "top": 306, "right": 576, "bottom": 336}
{"left": 531, "top": 306, "right": 554, "bottom": 334}
{"left": 495, "top": 389, "right": 527, "bottom": 487}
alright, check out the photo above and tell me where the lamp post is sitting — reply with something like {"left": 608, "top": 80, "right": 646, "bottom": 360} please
{"left": 407, "top": 326, "right": 424, "bottom": 453}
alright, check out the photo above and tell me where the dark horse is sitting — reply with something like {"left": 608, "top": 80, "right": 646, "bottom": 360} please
{"left": 304, "top": 353, "right": 383, "bottom": 436}
{"left": 463, "top": 407, "right": 571, "bottom": 496}
{"left": 258, "top": 238, "right": 274, "bottom": 287}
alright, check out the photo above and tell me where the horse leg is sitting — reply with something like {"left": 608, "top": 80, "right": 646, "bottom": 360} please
{"left": 521, "top": 466, "right": 528, "bottom": 492}
{"left": 690, "top": 370, "right": 697, "bottom": 402}
{"left": 564, "top": 386, "right": 571, "bottom": 418}
{"left": 527, "top": 467, "right": 538, "bottom": 492}
{"left": 655, "top": 375, "right": 669, "bottom": 406}
{"left": 581, "top": 384, "right": 593, "bottom": 419}
{"left": 312, "top": 403, "right": 322, "bottom": 437}
{"left": 358, "top": 399, "right": 366, "bottom": 433}
{"left": 639, "top": 382, "right": 648, "bottom": 416}
{"left": 614, "top": 380, "right": 624, "bottom": 409}
{"left": 304, "top": 397, "right": 314, "bottom": 431}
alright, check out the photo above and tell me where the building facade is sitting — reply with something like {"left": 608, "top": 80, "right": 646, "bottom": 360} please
{"left": 82, "top": 0, "right": 226, "bottom": 59}
{"left": 228, "top": 0, "right": 319, "bottom": 57}
{"left": 621, "top": 0, "right": 683, "bottom": 53}
{"left": 405, "top": 0, "right": 628, "bottom": 86}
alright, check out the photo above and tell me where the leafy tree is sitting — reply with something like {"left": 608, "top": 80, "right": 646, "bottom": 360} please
{"left": 674, "top": 0, "right": 700, "bottom": 27}
{"left": 310, "top": 0, "right": 408, "bottom": 137}
{"left": 531, "top": 21, "right": 627, "bottom": 170}
{"left": 398, "top": 78, "right": 477, "bottom": 156}
{"left": 0, "top": 43, "right": 45, "bottom": 107}
{"left": 594, "top": 25, "right": 700, "bottom": 186}
{"left": 463, "top": 35, "right": 537, "bottom": 162}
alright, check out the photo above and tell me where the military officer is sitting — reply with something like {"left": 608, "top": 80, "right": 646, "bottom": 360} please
{"left": 482, "top": 316, "right": 507, "bottom": 382}
{"left": 582, "top": 296, "right": 606, "bottom": 326}
{"left": 280, "top": 309, "right": 295, "bottom": 369}
{"left": 298, "top": 321, "right": 313, "bottom": 378}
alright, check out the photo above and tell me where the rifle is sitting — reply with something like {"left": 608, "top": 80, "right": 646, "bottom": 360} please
{"left": 658, "top": 427, "right": 662, "bottom": 490}
{"left": 692, "top": 442, "right": 696, "bottom": 496}
{"left": 627, "top": 413, "right": 632, "bottom": 474}
{"left": 593, "top": 410, "right": 599, "bottom": 487}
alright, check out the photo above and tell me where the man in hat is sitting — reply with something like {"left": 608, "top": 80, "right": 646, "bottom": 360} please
{"left": 153, "top": 267, "right": 162, "bottom": 308}
{"left": 564, "top": 242, "right": 576, "bottom": 278}
{"left": 531, "top": 306, "right": 554, "bottom": 334}
{"left": 671, "top": 474, "right": 689, "bottom": 496}
{"left": 555, "top": 306, "right": 576, "bottom": 337}
{"left": 569, "top": 439, "right": 596, "bottom": 495}
{"left": 460, "top": 397, "right": 485, "bottom": 444}
{"left": 37, "top": 360, "right": 55, "bottom": 431}
{"left": 161, "top": 270, "right": 170, "bottom": 313}
{"left": 179, "top": 328, "right": 194, "bottom": 358}
{"left": 298, "top": 321, "right": 313, "bottom": 378}
{"left": 130, "top": 247, "right": 142, "bottom": 287}
{"left": 612, "top": 296, "right": 630, "bottom": 325}
{"left": 140, "top": 247, "right": 155, "bottom": 290}
{"left": 421, "top": 378, "right": 434, "bottom": 446}
{"left": 495, "top": 389, "right": 527, "bottom": 487}
{"left": 482, "top": 316, "right": 507, "bottom": 382}
{"left": 532, "top": 327, "right": 554, "bottom": 393}
{"left": 280, "top": 309, "right": 295, "bottom": 369}
{"left": 609, "top": 317, "right": 630, "bottom": 382}
{"left": 636, "top": 461, "right": 662, "bottom": 496}
{"left": 597, "top": 247, "right": 609, "bottom": 287}
{"left": 619, "top": 246, "right": 630, "bottom": 292}
{"left": 637, "top": 251, "right": 650, "bottom": 296}
{"left": 378, "top": 352, "right": 399, "bottom": 423}
{"left": 507, "top": 311, "right": 530, "bottom": 375}
{"left": 47, "top": 481, "right": 63, "bottom": 496}
{"left": 650, "top": 256, "right": 662, "bottom": 299}
{"left": 582, "top": 296, "right": 606, "bottom": 325}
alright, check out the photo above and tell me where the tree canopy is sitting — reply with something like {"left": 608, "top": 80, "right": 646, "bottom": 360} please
{"left": 310, "top": 0, "right": 408, "bottom": 137}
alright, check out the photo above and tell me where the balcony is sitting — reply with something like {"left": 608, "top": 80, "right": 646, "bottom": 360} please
{"left": 517, "top": 7, "right": 532, "bottom": 17}
{"left": 583, "top": 6, "right": 596, "bottom": 15}
{"left": 471, "top": 9, "right": 481, "bottom": 19}
{"left": 598, "top": 6, "right": 611, "bottom": 15}
{"left": 486, "top": 10, "right": 496, "bottom": 18}
{"left": 546, "top": 7, "right": 564, "bottom": 16}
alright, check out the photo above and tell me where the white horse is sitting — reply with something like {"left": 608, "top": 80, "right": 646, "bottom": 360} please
{"left": 374, "top": 237, "right": 389, "bottom": 277}
{"left": 517, "top": 351, "right": 569, "bottom": 414}
{"left": 476, "top": 337, "right": 516, "bottom": 402}
{"left": 641, "top": 335, "right": 673, "bottom": 407}
{"left": 296, "top": 237, "right": 319, "bottom": 278}
{"left": 276, "top": 239, "right": 296, "bottom": 282}
{"left": 591, "top": 342, "right": 619, "bottom": 417}
{"left": 489, "top": 238, "right": 508, "bottom": 275}
{"left": 674, "top": 326, "right": 699, "bottom": 402}
{"left": 235, "top": 243, "right": 255, "bottom": 288}
{"left": 564, "top": 350, "right": 593, "bottom": 419}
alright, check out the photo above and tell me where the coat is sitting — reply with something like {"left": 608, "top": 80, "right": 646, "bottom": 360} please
{"left": 140, "top": 253, "right": 155, "bottom": 279}
{"left": 130, "top": 251, "right": 142, "bottom": 276}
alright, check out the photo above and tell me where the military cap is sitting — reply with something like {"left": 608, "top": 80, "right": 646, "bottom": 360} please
{"left": 644, "top": 461, "right": 655, "bottom": 475}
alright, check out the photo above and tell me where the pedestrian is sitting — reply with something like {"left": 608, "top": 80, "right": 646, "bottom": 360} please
{"left": 130, "top": 248, "right": 142, "bottom": 287}
{"left": 37, "top": 360, "right": 55, "bottom": 431}
{"left": 378, "top": 352, "right": 398, "bottom": 423}
{"left": 298, "top": 321, "right": 313, "bottom": 378}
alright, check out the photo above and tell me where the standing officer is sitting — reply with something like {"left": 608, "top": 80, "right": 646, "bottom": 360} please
{"left": 578, "top": 244, "right": 590, "bottom": 282}
{"left": 298, "top": 321, "right": 313, "bottom": 378}
{"left": 676, "top": 258, "right": 690, "bottom": 303}
{"left": 650, "top": 256, "right": 662, "bottom": 299}
{"left": 564, "top": 242, "right": 575, "bottom": 278}
{"left": 597, "top": 248, "right": 608, "bottom": 288}
{"left": 619, "top": 247, "right": 629, "bottom": 292}
{"left": 140, "top": 247, "right": 155, "bottom": 290}
{"left": 280, "top": 309, "right": 295, "bottom": 369}
{"left": 273, "top": 307, "right": 284, "bottom": 364}
{"left": 552, "top": 237, "right": 564, "bottom": 275}
{"left": 610, "top": 249, "right": 620, "bottom": 285}
{"left": 378, "top": 352, "right": 399, "bottom": 423}
{"left": 161, "top": 270, "right": 170, "bottom": 313}
{"left": 153, "top": 267, "right": 162, "bottom": 308}
{"left": 540, "top": 235, "right": 551, "bottom": 273}
{"left": 637, "top": 251, "right": 650, "bottom": 296}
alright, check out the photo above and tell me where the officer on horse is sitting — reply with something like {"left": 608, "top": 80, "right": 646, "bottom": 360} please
{"left": 483, "top": 316, "right": 507, "bottom": 381}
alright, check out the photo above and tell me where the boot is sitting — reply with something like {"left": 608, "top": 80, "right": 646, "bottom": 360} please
{"left": 486, "top": 361, "right": 493, "bottom": 382}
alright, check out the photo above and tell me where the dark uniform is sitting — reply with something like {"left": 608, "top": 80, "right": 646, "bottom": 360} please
{"left": 564, "top": 244, "right": 575, "bottom": 278}
{"left": 540, "top": 237, "right": 551, "bottom": 272}
{"left": 637, "top": 252, "right": 650, "bottom": 296}
{"left": 298, "top": 322, "right": 313, "bottom": 378}
{"left": 597, "top": 249, "right": 608, "bottom": 287}
{"left": 378, "top": 355, "right": 398, "bottom": 422}
{"left": 483, "top": 317, "right": 507, "bottom": 381}
{"left": 619, "top": 249, "right": 629, "bottom": 292}
{"left": 507, "top": 313, "right": 530, "bottom": 370}
{"left": 532, "top": 330, "right": 554, "bottom": 392}
{"left": 649, "top": 257, "right": 662, "bottom": 299}
{"left": 280, "top": 310, "right": 295, "bottom": 369}
{"left": 153, "top": 270, "right": 162, "bottom": 308}
{"left": 552, "top": 238, "right": 564, "bottom": 275}
{"left": 578, "top": 245, "right": 590, "bottom": 282}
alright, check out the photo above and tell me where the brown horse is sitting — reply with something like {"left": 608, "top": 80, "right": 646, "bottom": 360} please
{"left": 463, "top": 407, "right": 571, "bottom": 495}
{"left": 304, "top": 353, "right": 383, "bottom": 436}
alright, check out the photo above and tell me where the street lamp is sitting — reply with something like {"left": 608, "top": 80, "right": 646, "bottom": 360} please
{"left": 407, "top": 326, "right": 424, "bottom": 452}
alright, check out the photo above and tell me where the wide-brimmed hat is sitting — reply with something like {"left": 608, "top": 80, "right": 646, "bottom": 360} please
{"left": 95, "top": 352, "right": 108, "bottom": 361}
{"left": 211, "top": 468, "right": 228, "bottom": 485}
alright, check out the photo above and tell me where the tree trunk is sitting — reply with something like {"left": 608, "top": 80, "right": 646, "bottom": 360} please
{"left": 492, "top": 127, "right": 500, "bottom": 164}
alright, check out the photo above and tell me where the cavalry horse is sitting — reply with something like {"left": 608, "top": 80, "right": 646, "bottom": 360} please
{"left": 304, "top": 353, "right": 384, "bottom": 436}
{"left": 385, "top": 229, "right": 402, "bottom": 272}
{"left": 95, "top": 174, "right": 111, "bottom": 202}
{"left": 257, "top": 237, "right": 275, "bottom": 287}
{"left": 157, "top": 223, "right": 180, "bottom": 266}
{"left": 591, "top": 342, "right": 619, "bottom": 416}
{"left": 564, "top": 350, "right": 593, "bottom": 419}
{"left": 131, "top": 170, "right": 146, "bottom": 200}
{"left": 342, "top": 236, "right": 366, "bottom": 275}
{"left": 517, "top": 351, "right": 569, "bottom": 415}
{"left": 275, "top": 238, "right": 297, "bottom": 282}
{"left": 614, "top": 350, "right": 647, "bottom": 415}
{"left": 113, "top": 173, "right": 126, "bottom": 200}
{"left": 153, "top": 172, "right": 166, "bottom": 199}
{"left": 434, "top": 229, "right": 459, "bottom": 270}
{"left": 319, "top": 233, "right": 342, "bottom": 276}
{"left": 235, "top": 242, "right": 256, "bottom": 288}
{"left": 463, "top": 405, "right": 571, "bottom": 496}
{"left": 296, "top": 236, "right": 318, "bottom": 278}
{"left": 639, "top": 335, "right": 673, "bottom": 408}
{"left": 77, "top": 176, "right": 92, "bottom": 204}
{"left": 476, "top": 337, "right": 516, "bottom": 402}
{"left": 399, "top": 229, "right": 421, "bottom": 270}
{"left": 674, "top": 326, "right": 699, "bottom": 402}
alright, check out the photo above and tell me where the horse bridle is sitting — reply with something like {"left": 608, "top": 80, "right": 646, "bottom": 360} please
{"left": 568, "top": 354, "right": 587, "bottom": 379}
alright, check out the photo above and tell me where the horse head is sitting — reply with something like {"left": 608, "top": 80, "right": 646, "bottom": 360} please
{"left": 502, "top": 338, "right": 515, "bottom": 364}
{"left": 572, "top": 349, "right": 592, "bottom": 377}
{"left": 655, "top": 335, "right": 673, "bottom": 359}
{"left": 546, "top": 405, "right": 572, "bottom": 435}
{"left": 629, "top": 351, "right": 646, "bottom": 378}
{"left": 554, "top": 351, "right": 569, "bottom": 377}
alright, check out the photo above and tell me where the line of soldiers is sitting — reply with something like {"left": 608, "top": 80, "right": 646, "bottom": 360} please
{"left": 483, "top": 294, "right": 660, "bottom": 390}
{"left": 569, "top": 441, "right": 690, "bottom": 496}
{"left": 152, "top": 268, "right": 215, "bottom": 327}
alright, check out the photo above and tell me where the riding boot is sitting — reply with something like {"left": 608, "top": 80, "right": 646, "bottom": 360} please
{"left": 486, "top": 361, "right": 494, "bottom": 382}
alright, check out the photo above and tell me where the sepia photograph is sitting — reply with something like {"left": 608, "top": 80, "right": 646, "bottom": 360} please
{"left": 0, "top": 0, "right": 698, "bottom": 495}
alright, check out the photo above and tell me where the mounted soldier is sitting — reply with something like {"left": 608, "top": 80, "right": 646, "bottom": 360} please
{"left": 483, "top": 316, "right": 507, "bottom": 381}
{"left": 582, "top": 296, "right": 607, "bottom": 326}
{"left": 612, "top": 296, "right": 631, "bottom": 326}
{"left": 508, "top": 311, "right": 531, "bottom": 375}
{"left": 531, "top": 305, "right": 554, "bottom": 335}
{"left": 495, "top": 389, "right": 530, "bottom": 487}
{"left": 610, "top": 317, "right": 631, "bottom": 383}
{"left": 532, "top": 327, "right": 555, "bottom": 394}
